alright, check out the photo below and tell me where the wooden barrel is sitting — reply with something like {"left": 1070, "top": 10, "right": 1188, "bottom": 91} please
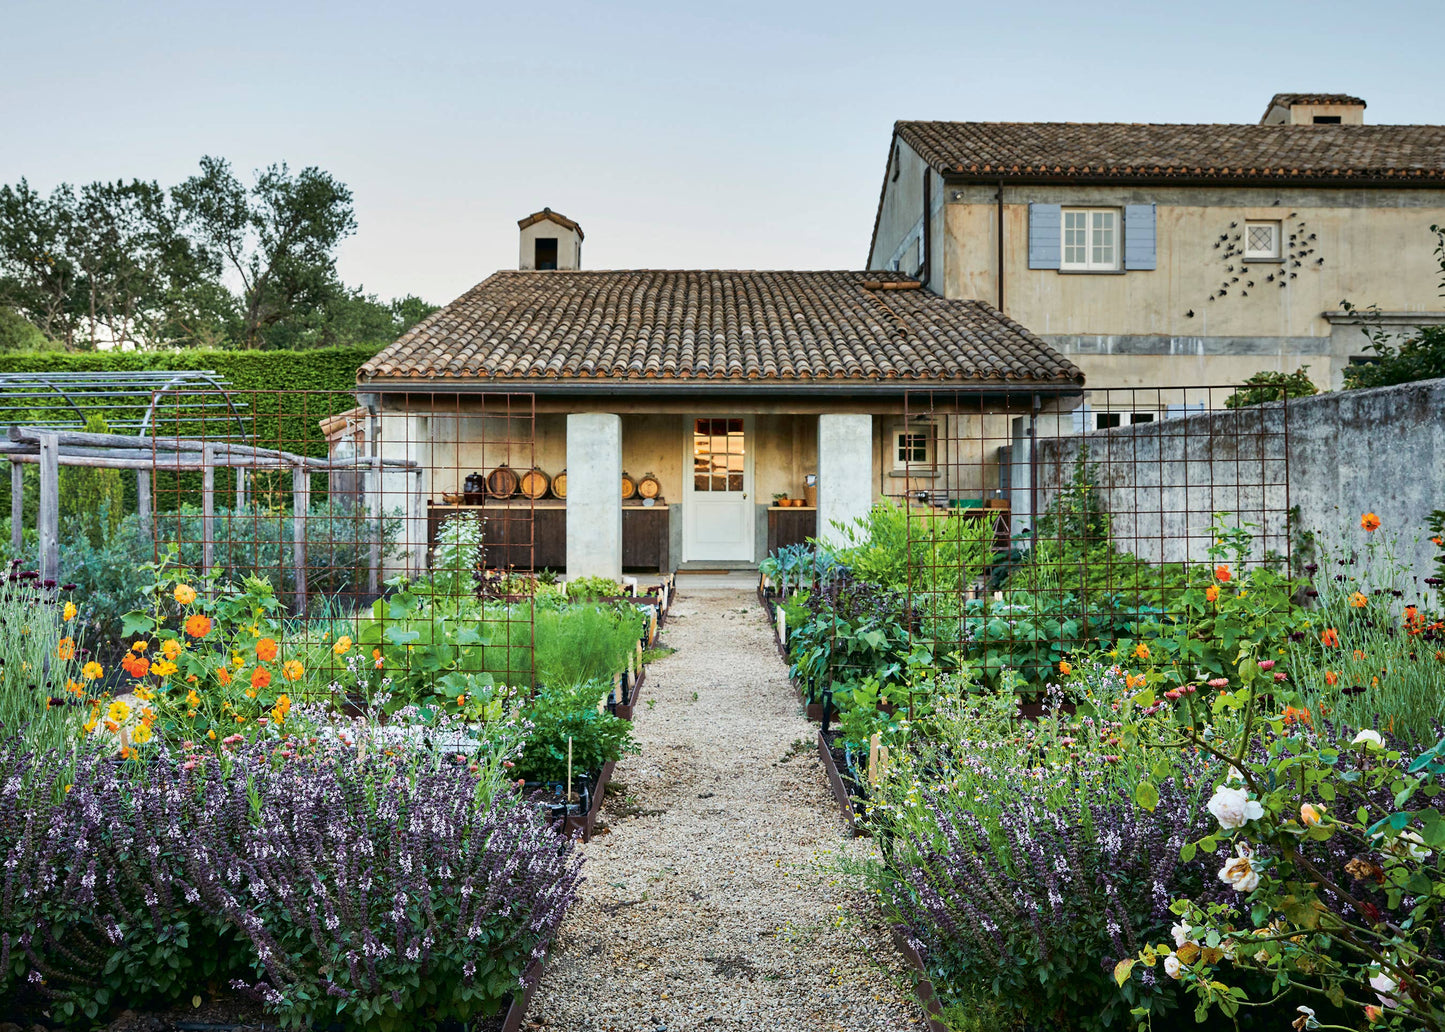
{"left": 551, "top": 469, "right": 567, "bottom": 499}
{"left": 621, "top": 473, "right": 637, "bottom": 500}
{"left": 519, "top": 467, "right": 551, "bottom": 499}
{"left": 637, "top": 472, "right": 661, "bottom": 499}
{"left": 486, "top": 465, "right": 519, "bottom": 499}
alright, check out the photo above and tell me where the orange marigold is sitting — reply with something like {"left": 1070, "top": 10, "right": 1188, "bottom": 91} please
{"left": 173, "top": 584, "right": 197, "bottom": 605}
{"left": 1321, "top": 628, "right": 1340, "bottom": 647}
{"left": 217, "top": 666, "right": 232, "bottom": 686}
{"left": 256, "top": 638, "right": 279, "bottom": 662}
{"left": 1349, "top": 591, "right": 1368, "bottom": 608}
{"left": 281, "top": 659, "right": 304, "bottom": 682}
{"left": 184, "top": 614, "right": 213, "bottom": 639}
{"left": 131, "top": 640, "right": 148, "bottom": 653}
{"left": 161, "top": 639, "right": 182, "bottom": 660}
{"left": 1214, "top": 565, "right": 1231, "bottom": 582}
{"left": 1361, "top": 512, "right": 1381, "bottom": 532}
{"left": 1324, "top": 670, "right": 1339, "bottom": 686}
{"left": 56, "top": 637, "right": 76, "bottom": 661}
{"left": 251, "top": 667, "right": 272, "bottom": 690}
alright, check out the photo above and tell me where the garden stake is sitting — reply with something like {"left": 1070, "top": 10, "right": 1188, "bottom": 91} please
{"left": 869, "top": 732, "right": 880, "bottom": 787}
{"left": 821, "top": 688, "right": 834, "bottom": 735}
{"left": 566, "top": 735, "right": 573, "bottom": 806}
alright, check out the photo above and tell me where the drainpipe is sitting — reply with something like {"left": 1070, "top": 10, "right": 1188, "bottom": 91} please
{"left": 996, "top": 180, "right": 1005, "bottom": 312}
{"left": 922, "top": 172, "right": 932, "bottom": 287}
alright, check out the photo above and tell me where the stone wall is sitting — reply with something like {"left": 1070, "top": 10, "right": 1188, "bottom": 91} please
{"left": 1034, "top": 378, "right": 1445, "bottom": 584}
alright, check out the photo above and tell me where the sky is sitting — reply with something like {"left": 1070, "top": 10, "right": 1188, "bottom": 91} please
{"left": 4, "top": 0, "right": 1442, "bottom": 305}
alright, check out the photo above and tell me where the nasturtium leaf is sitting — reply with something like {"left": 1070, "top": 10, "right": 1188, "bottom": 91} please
{"left": 1135, "top": 780, "right": 1160, "bottom": 812}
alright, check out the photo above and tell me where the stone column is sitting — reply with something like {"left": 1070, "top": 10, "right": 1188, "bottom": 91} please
{"left": 816, "top": 413, "right": 873, "bottom": 549}
{"left": 566, "top": 413, "right": 622, "bottom": 579}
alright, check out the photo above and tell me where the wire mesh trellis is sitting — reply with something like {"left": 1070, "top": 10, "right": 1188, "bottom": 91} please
{"left": 145, "top": 390, "right": 541, "bottom": 704}
{"left": 898, "top": 385, "right": 1291, "bottom": 698}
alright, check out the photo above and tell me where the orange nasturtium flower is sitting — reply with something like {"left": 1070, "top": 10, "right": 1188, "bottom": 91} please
{"left": 333, "top": 635, "right": 353, "bottom": 655}
{"left": 1349, "top": 591, "right": 1369, "bottom": 608}
{"left": 184, "top": 614, "right": 214, "bottom": 639}
{"left": 174, "top": 584, "right": 197, "bottom": 605}
{"left": 1432, "top": 536, "right": 1444, "bottom": 547}
{"left": 161, "top": 638, "right": 182, "bottom": 660}
{"left": 82, "top": 661, "right": 103, "bottom": 681}
{"left": 1324, "top": 670, "right": 1339, "bottom": 686}
{"left": 121, "top": 654, "right": 150, "bottom": 679}
{"left": 1214, "top": 565, "right": 1231, "bottom": 582}
{"left": 1321, "top": 627, "right": 1341, "bottom": 647}
{"left": 1360, "top": 512, "right": 1381, "bottom": 532}
{"left": 217, "top": 665, "right": 232, "bottom": 686}
{"left": 1353, "top": 649, "right": 1367, "bottom": 661}
{"left": 186, "top": 688, "right": 202, "bottom": 708}
{"left": 251, "top": 667, "right": 272, "bottom": 690}
{"left": 256, "top": 638, "right": 279, "bottom": 663}
{"left": 1133, "top": 643, "right": 1150, "bottom": 661}
{"left": 1205, "top": 585, "right": 1219, "bottom": 603}
{"left": 131, "top": 640, "right": 148, "bottom": 653}
{"left": 373, "top": 648, "right": 384, "bottom": 670}
{"left": 1058, "top": 660, "right": 1072, "bottom": 676}
{"left": 282, "top": 659, "right": 304, "bottom": 682}
{"left": 56, "top": 637, "right": 76, "bottom": 661}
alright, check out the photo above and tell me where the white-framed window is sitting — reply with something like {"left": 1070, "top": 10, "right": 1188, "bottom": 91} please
{"left": 1244, "top": 220, "right": 1282, "bottom": 260}
{"left": 893, "top": 427, "right": 934, "bottom": 470}
{"left": 1061, "top": 208, "right": 1120, "bottom": 270}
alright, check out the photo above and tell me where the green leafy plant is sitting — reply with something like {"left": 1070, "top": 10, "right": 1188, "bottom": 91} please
{"left": 1223, "top": 367, "right": 1318, "bottom": 408}
{"left": 534, "top": 603, "right": 642, "bottom": 687}
{"left": 515, "top": 679, "right": 638, "bottom": 783}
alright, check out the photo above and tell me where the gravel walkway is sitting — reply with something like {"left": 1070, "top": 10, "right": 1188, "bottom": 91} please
{"left": 528, "top": 583, "right": 926, "bottom": 1032}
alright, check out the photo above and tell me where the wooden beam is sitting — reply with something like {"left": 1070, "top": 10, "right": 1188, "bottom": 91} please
{"left": 10, "top": 461, "right": 22, "bottom": 553}
{"left": 292, "top": 466, "right": 310, "bottom": 614}
{"left": 37, "top": 434, "right": 58, "bottom": 586}
{"left": 136, "top": 468, "right": 152, "bottom": 540}
{"left": 201, "top": 444, "right": 215, "bottom": 584}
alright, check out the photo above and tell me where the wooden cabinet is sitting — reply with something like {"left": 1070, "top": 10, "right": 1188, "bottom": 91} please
{"left": 427, "top": 501, "right": 669, "bottom": 573}
{"left": 767, "top": 506, "right": 816, "bottom": 554}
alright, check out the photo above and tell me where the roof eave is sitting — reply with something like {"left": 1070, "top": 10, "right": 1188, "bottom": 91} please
{"left": 940, "top": 170, "right": 1445, "bottom": 189}
{"left": 356, "top": 375, "right": 1085, "bottom": 397}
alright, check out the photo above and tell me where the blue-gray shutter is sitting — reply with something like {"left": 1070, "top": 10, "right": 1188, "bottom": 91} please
{"left": 1124, "top": 203, "right": 1157, "bottom": 270}
{"left": 1027, "top": 203, "right": 1061, "bottom": 269}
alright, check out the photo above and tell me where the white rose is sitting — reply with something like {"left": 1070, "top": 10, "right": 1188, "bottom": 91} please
{"left": 1370, "top": 970, "right": 1398, "bottom": 1007}
{"left": 1171, "top": 921, "right": 1193, "bottom": 948}
{"left": 1352, "top": 729, "right": 1385, "bottom": 750}
{"left": 1163, "top": 953, "right": 1182, "bottom": 980}
{"left": 1218, "top": 843, "right": 1260, "bottom": 893}
{"left": 1207, "top": 785, "right": 1264, "bottom": 829}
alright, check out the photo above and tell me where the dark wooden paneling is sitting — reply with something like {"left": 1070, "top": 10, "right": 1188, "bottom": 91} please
{"left": 767, "top": 506, "right": 816, "bottom": 554}
{"left": 622, "top": 507, "right": 668, "bottom": 572}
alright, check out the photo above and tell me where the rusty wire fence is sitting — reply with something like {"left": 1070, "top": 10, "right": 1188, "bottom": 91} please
{"left": 145, "top": 390, "right": 540, "bottom": 702}
{"left": 895, "top": 385, "right": 1292, "bottom": 696}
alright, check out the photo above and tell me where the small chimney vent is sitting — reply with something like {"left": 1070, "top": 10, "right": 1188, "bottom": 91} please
{"left": 517, "top": 208, "right": 584, "bottom": 270}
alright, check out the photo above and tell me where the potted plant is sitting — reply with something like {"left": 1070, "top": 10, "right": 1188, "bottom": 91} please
{"left": 772, "top": 492, "right": 790, "bottom": 507}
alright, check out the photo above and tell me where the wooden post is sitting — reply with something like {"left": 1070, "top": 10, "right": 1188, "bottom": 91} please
{"left": 10, "top": 461, "right": 22, "bottom": 553}
{"left": 201, "top": 445, "right": 215, "bottom": 585}
{"left": 235, "top": 468, "right": 247, "bottom": 509}
{"left": 292, "top": 466, "right": 310, "bottom": 614}
{"left": 37, "top": 434, "right": 58, "bottom": 585}
{"left": 136, "top": 469, "right": 152, "bottom": 540}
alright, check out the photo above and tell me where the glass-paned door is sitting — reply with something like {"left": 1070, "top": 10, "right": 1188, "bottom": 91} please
{"left": 682, "top": 416, "right": 754, "bottom": 561}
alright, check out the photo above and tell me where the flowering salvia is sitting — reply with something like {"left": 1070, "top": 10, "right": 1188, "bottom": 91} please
{"left": 0, "top": 735, "right": 581, "bottom": 1027}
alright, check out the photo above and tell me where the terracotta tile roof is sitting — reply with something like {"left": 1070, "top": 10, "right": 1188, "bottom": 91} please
{"left": 517, "top": 207, "right": 583, "bottom": 241}
{"left": 895, "top": 120, "right": 1445, "bottom": 183}
{"left": 359, "top": 270, "right": 1082, "bottom": 387}
{"left": 1267, "top": 93, "right": 1366, "bottom": 109}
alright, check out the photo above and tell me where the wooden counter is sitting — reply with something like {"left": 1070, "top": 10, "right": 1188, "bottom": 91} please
{"left": 767, "top": 505, "right": 816, "bottom": 553}
{"left": 427, "top": 501, "right": 669, "bottom": 573}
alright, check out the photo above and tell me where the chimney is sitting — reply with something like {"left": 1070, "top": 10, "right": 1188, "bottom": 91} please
{"left": 517, "top": 208, "right": 584, "bottom": 270}
{"left": 1259, "top": 93, "right": 1366, "bottom": 125}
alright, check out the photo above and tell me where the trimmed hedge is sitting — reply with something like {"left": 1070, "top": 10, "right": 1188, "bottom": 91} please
{"left": 0, "top": 346, "right": 379, "bottom": 519}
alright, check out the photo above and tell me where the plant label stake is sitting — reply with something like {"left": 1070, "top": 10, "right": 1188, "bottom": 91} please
{"left": 869, "top": 733, "right": 880, "bottom": 787}
{"left": 777, "top": 607, "right": 786, "bottom": 646}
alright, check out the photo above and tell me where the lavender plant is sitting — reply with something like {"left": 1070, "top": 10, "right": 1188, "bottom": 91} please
{"left": 0, "top": 732, "right": 581, "bottom": 1029}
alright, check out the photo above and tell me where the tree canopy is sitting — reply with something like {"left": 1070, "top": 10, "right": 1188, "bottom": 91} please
{"left": 0, "top": 158, "right": 436, "bottom": 350}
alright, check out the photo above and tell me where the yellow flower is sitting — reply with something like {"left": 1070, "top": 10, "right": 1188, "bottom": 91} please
{"left": 186, "top": 689, "right": 201, "bottom": 708}
{"left": 152, "top": 659, "right": 178, "bottom": 678}
{"left": 282, "top": 659, "right": 304, "bottom": 682}
{"left": 233, "top": 653, "right": 244, "bottom": 668}
{"left": 82, "top": 661, "right": 103, "bottom": 681}
{"left": 107, "top": 699, "right": 130, "bottom": 725}
{"left": 1057, "top": 661, "right": 1071, "bottom": 676}
{"left": 174, "top": 584, "right": 197, "bottom": 606}
{"left": 131, "top": 640, "right": 148, "bottom": 653}
{"left": 82, "top": 720, "right": 97, "bottom": 734}
{"left": 1205, "top": 585, "right": 1219, "bottom": 603}
{"left": 62, "top": 601, "right": 77, "bottom": 622}
{"left": 161, "top": 639, "right": 182, "bottom": 660}
{"left": 131, "top": 723, "right": 153, "bottom": 744}
{"left": 333, "top": 635, "right": 353, "bottom": 655}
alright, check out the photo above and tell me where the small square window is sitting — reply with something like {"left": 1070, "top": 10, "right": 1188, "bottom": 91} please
{"left": 1061, "top": 208, "right": 1119, "bottom": 270}
{"left": 1095, "top": 412, "right": 1123, "bottom": 430}
{"left": 1129, "top": 412, "right": 1155, "bottom": 424}
{"left": 1244, "top": 221, "right": 1281, "bottom": 260}
{"left": 893, "top": 428, "right": 933, "bottom": 469}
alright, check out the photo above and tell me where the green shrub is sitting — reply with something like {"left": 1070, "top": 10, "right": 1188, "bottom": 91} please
{"left": 515, "top": 680, "right": 638, "bottom": 783}
{"left": 1223, "top": 366, "right": 1318, "bottom": 408}
{"left": 58, "top": 414, "right": 124, "bottom": 547}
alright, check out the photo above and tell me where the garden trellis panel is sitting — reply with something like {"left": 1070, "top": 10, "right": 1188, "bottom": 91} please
{"left": 148, "top": 389, "right": 540, "bottom": 702}
{"left": 899, "top": 385, "right": 1291, "bottom": 694}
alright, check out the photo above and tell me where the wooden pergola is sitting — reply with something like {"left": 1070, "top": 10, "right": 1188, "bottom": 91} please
{"left": 3, "top": 426, "right": 419, "bottom": 610}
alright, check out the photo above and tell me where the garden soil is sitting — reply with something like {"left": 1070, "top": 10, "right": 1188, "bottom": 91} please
{"left": 527, "top": 584, "right": 927, "bottom": 1032}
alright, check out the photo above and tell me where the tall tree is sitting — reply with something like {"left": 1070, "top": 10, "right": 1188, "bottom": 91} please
{"left": 172, "top": 156, "right": 357, "bottom": 349}
{"left": 0, "top": 180, "right": 81, "bottom": 346}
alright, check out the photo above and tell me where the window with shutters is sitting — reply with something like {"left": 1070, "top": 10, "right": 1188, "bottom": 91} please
{"left": 1244, "top": 220, "right": 1282, "bottom": 261}
{"left": 1060, "top": 208, "right": 1120, "bottom": 270}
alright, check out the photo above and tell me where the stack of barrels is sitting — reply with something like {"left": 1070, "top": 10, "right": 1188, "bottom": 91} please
{"left": 466, "top": 467, "right": 662, "bottom": 502}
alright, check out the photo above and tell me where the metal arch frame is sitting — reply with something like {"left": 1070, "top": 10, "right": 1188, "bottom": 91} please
{"left": 138, "top": 372, "right": 248, "bottom": 439}
{"left": 0, "top": 370, "right": 248, "bottom": 437}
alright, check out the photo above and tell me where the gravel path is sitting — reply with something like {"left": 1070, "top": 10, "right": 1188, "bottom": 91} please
{"left": 527, "top": 584, "right": 926, "bottom": 1032}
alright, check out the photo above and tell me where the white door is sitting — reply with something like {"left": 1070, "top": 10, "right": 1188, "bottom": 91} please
{"left": 682, "top": 416, "right": 755, "bottom": 562}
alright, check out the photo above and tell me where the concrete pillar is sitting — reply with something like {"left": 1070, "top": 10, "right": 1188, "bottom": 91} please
{"left": 566, "top": 413, "right": 622, "bottom": 579}
{"left": 816, "top": 414, "right": 873, "bottom": 549}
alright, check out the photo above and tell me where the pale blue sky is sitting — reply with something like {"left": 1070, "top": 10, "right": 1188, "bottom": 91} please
{"left": 5, "top": 0, "right": 1441, "bottom": 304}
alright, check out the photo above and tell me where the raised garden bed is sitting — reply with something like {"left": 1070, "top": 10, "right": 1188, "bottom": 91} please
{"left": 816, "top": 727, "right": 865, "bottom": 836}
{"left": 888, "top": 924, "right": 951, "bottom": 1032}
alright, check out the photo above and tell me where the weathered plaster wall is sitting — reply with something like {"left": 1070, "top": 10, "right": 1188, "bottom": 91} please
{"left": 1034, "top": 378, "right": 1445, "bottom": 587}
{"left": 942, "top": 183, "right": 1445, "bottom": 390}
